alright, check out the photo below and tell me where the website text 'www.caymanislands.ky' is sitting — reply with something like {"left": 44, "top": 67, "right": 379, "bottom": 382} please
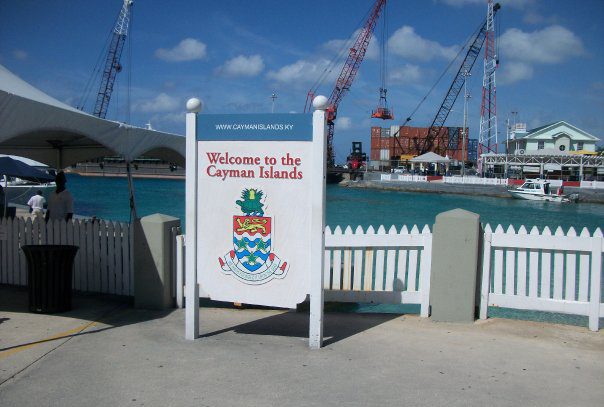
{"left": 214, "top": 123, "right": 295, "bottom": 131}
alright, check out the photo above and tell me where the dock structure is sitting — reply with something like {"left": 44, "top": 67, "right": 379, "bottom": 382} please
{"left": 481, "top": 153, "right": 604, "bottom": 179}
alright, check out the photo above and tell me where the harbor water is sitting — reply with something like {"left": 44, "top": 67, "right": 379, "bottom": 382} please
{"left": 66, "top": 174, "right": 604, "bottom": 232}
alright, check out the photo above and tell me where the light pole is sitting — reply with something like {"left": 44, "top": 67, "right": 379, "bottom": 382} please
{"left": 462, "top": 70, "right": 471, "bottom": 177}
{"left": 271, "top": 93, "right": 277, "bottom": 113}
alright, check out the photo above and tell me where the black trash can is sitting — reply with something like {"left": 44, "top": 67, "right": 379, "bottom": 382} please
{"left": 22, "top": 245, "right": 79, "bottom": 313}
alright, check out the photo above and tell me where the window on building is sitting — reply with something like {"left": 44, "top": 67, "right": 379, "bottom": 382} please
{"left": 577, "top": 142, "right": 584, "bottom": 150}
{"left": 559, "top": 145, "right": 566, "bottom": 151}
{"left": 538, "top": 141, "right": 544, "bottom": 149}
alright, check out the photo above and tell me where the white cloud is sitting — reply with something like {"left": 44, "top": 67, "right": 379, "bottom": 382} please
{"left": 322, "top": 30, "right": 379, "bottom": 60}
{"left": 152, "top": 112, "right": 185, "bottom": 124}
{"left": 522, "top": 10, "right": 559, "bottom": 25}
{"left": 155, "top": 38, "right": 207, "bottom": 62}
{"left": 266, "top": 58, "right": 338, "bottom": 83}
{"left": 13, "top": 49, "right": 27, "bottom": 60}
{"left": 134, "top": 93, "right": 180, "bottom": 113}
{"left": 335, "top": 117, "right": 352, "bottom": 130}
{"left": 216, "top": 54, "right": 264, "bottom": 77}
{"left": 440, "top": 0, "right": 534, "bottom": 9}
{"left": 389, "top": 64, "right": 422, "bottom": 84}
{"left": 500, "top": 25, "right": 585, "bottom": 64}
{"left": 498, "top": 61, "right": 534, "bottom": 85}
{"left": 388, "top": 26, "right": 457, "bottom": 61}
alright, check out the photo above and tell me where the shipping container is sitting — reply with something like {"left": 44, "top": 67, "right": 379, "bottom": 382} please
{"left": 380, "top": 149, "right": 390, "bottom": 160}
{"left": 370, "top": 150, "right": 380, "bottom": 161}
{"left": 380, "top": 138, "right": 392, "bottom": 149}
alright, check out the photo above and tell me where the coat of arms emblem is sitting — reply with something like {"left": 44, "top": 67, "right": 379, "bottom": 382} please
{"left": 218, "top": 188, "right": 288, "bottom": 284}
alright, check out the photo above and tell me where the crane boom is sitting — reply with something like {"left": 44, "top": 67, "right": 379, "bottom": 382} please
{"left": 308, "top": 0, "right": 386, "bottom": 166}
{"left": 419, "top": 2, "right": 500, "bottom": 156}
{"left": 393, "top": 3, "right": 500, "bottom": 157}
{"left": 327, "top": 0, "right": 386, "bottom": 121}
{"left": 93, "top": 0, "right": 133, "bottom": 119}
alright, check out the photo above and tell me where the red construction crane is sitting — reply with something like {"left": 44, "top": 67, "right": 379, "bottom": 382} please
{"left": 93, "top": 0, "right": 133, "bottom": 119}
{"left": 392, "top": 2, "right": 500, "bottom": 157}
{"left": 305, "top": 0, "right": 387, "bottom": 166}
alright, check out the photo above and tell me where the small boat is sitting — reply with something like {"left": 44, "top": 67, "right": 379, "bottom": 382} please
{"left": 509, "top": 179, "right": 578, "bottom": 203}
{"left": 1, "top": 155, "right": 56, "bottom": 206}
{"left": 3, "top": 176, "right": 56, "bottom": 206}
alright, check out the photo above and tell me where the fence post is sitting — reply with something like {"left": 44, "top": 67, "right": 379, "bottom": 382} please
{"left": 419, "top": 228, "right": 432, "bottom": 317}
{"left": 175, "top": 234, "right": 185, "bottom": 309}
{"left": 479, "top": 226, "right": 492, "bottom": 320}
{"left": 133, "top": 213, "right": 180, "bottom": 310}
{"left": 589, "top": 234, "right": 602, "bottom": 331}
{"left": 429, "top": 208, "right": 481, "bottom": 323}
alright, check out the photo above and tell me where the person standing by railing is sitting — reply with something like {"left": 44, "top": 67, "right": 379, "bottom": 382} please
{"left": 45, "top": 171, "right": 73, "bottom": 221}
{"left": 27, "top": 190, "right": 46, "bottom": 219}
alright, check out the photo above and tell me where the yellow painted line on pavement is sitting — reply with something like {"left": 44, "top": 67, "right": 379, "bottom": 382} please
{"left": 0, "top": 307, "right": 128, "bottom": 360}
{"left": 0, "top": 320, "right": 98, "bottom": 360}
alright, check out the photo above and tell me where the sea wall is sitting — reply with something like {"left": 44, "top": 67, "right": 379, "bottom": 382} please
{"left": 340, "top": 177, "right": 604, "bottom": 204}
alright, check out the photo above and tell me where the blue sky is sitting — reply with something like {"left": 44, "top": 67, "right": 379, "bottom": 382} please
{"left": 1, "top": 0, "right": 603, "bottom": 162}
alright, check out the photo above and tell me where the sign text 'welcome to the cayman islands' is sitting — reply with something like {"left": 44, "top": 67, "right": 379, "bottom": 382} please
{"left": 205, "top": 152, "right": 303, "bottom": 181}
{"left": 198, "top": 113, "right": 311, "bottom": 182}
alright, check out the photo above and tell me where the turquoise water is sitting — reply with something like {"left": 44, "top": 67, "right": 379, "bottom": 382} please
{"left": 66, "top": 174, "right": 604, "bottom": 233}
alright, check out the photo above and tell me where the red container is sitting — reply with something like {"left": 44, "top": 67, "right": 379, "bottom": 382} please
{"left": 380, "top": 138, "right": 391, "bottom": 149}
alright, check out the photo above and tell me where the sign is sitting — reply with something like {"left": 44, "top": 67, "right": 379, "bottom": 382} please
{"left": 195, "top": 114, "right": 316, "bottom": 308}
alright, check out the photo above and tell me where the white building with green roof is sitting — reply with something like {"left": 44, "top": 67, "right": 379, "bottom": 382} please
{"left": 506, "top": 121, "right": 599, "bottom": 155}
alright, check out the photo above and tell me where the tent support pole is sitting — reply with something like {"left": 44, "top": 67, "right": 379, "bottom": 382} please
{"left": 3, "top": 175, "right": 7, "bottom": 218}
{"left": 126, "top": 161, "right": 138, "bottom": 221}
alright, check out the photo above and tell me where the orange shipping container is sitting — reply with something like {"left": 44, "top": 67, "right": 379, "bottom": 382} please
{"left": 380, "top": 138, "right": 391, "bottom": 149}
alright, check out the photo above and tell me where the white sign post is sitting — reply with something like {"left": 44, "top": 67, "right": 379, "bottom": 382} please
{"left": 185, "top": 96, "right": 327, "bottom": 348}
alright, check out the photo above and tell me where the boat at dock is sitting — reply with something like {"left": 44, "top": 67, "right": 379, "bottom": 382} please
{"left": 508, "top": 179, "right": 578, "bottom": 203}
{"left": 4, "top": 177, "right": 55, "bottom": 206}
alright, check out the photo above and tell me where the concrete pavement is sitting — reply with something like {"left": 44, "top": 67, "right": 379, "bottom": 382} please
{"left": 1, "top": 285, "right": 603, "bottom": 407}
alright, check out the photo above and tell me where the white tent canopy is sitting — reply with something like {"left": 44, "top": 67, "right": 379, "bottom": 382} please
{"left": 0, "top": 64, "right": 185, "bottom": 169}
{"left": 410, "top": 152, "right": 450, "bottom": 163}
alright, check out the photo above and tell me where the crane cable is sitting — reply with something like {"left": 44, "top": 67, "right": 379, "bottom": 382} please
{"left": 77, "top": 10, "right": 121, "bottom": 112}
{"left": 392, "top": 18, "right": 484, "bottom": 140}
{"left": 308, "top": 3, "right": 374, "bottom": 97}
{"left": 379, "top": 2, "right": 388, "bottom": 95}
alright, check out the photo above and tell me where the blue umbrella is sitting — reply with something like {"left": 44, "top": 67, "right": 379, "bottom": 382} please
{"left": 0, "top": 156, "right": 55, "bottom": 182}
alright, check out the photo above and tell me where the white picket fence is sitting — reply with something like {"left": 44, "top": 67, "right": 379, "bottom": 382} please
{"left": 580, "top": 180, "right": 604, "bottom": 189}
{"left": 324, "top": 224, "right": 432, "bottom": 316}
{"left": 381, "top": 174, "right": 428, "bottom": 182}
{"left": 443, "top": 176, "right": 508, "bottom": 185}
{"left": 174, "top": 225, "right": 433, "bottom": 316}
{"left": 479, "top": 225, "right": 603, "bottom": 331}
{"left": 0, "top": 217, "right": 133, "bottom": 296}
{"left": 4, "top": 213, "right": 587, "bottom": 331}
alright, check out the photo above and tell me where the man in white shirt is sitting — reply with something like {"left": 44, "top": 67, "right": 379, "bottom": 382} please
{"left": 46, "top": 171, "right": 74, "bottom": 221}
{"left": 27, "top": 190, "right": 46, "bottom": 218}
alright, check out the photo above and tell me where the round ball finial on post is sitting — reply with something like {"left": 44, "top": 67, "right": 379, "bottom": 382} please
{"left": 312, "top": 95, "right": 328, "bottom": 111}
{"left": 186, "top": 98, "right": 203, "bottom": 113}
